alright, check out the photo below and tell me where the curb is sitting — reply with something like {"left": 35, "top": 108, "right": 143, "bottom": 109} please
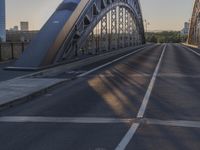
{"left": 181, "top": 43, "right": 198, "bottom": 49}
{"left": 0, "top": 79, "right": 69, "bottom": 111}
{"left": 0, "top": 44, "right": 151, "bottom": 111}
{"left": 24, "top": 45, "right": 150, "bottom": 78}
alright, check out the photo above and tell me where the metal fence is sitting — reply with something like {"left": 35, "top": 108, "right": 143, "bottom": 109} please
{"left": 0, "top": 42, "right": 29, "bottom": 61}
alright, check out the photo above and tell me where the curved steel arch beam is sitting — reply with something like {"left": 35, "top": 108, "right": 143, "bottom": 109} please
{"left": 188, "top": 0, "right": 200, "bottom": 46}
{"left": 57, "top": 1, "right": 145, "bottom": 61}
{"left": 12, "top": 0, "right": 144, "bottom": 70}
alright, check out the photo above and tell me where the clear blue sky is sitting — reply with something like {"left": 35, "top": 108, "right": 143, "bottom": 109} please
{"left": 6, "top": 0, "right": 194, "bottom": 31}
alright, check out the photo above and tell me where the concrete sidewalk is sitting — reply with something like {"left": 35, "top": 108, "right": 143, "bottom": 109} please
{"left": 182, "top": 43, "right": 198, "bottom": 48}
{"left": 0, "top": 78, "right": 67, "bottom": 107}
{"left": 0, "top": 45, "right": 150, "bottom": 109}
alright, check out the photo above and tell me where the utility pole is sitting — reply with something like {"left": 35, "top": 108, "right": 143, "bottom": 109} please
{"left": 144, "top": 19, "right": 150, "bottom": 41}
{"left": 144, "top": 19, "right": 150, "bottom": 33}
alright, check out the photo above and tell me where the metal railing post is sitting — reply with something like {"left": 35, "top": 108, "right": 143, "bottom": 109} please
{"left": 11, "top": 43, "right": 14, "bottom": 60}
{"left": 0, "top": 43, "right": 2, "bottom": 61}
{"left": 22, "top": 42, "right": 25, "bottom": 53}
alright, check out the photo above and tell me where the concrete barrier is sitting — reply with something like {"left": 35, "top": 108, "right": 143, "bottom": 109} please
{"left": 26, "top": 44, "right": 151, "bottom": 78}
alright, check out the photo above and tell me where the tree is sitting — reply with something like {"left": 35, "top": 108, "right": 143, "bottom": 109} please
{"left": 145, "top": 31, "right": 184, "bottom": 43}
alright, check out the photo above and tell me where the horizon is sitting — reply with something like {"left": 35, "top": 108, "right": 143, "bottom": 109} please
{"left": 6, "top": 0, "right": 194, "bottom": 31}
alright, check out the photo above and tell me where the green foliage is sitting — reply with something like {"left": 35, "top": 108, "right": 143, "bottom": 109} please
{"left": 145, "top": 31, "right": 188, "bottom": 43}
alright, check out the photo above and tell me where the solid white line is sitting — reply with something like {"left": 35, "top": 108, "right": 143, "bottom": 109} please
{"left": 157, "top": 73, "right": 200, "bottom": 78}
{"left": 115, "top": 123, "right": 139, "bottom": 150}
{"left": 180, "top": 44, "right": 200, "bottom": 57}
{"left": 2, "top": 116, "right": 200, "bottom": 129}
{"left": 115, "top": 44, "right": 167, "bottom": 150}
{"left": 77, "top": 46, "right": 151, "bottom": 78}
{"left": 146, "top": 118, "right": 200, "bottom": 128}
{"left": 0, "top": 116, "right": 133, "bottom": 124}
{"left": 137, "top": 44, "right": 167, "bottom": 118}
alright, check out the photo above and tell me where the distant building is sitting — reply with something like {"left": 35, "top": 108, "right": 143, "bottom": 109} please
{"left": 0, "top": 0, "right": 6, "bottom": 42}
{"left": 9, "top": 26, "right": 19, "bottom": 31}
{"left": 13, "top": 26, "right": 19, "bottom": 31}
{"left": 181, "top": 22, "right": 190, "bottom": 35}
{"left": 6, "top": 30, "right": 38, "bottom": 42}
{"left": 20, "top": 22, "right": 29, "bottom": 31}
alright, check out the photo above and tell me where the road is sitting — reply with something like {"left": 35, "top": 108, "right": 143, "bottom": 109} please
{"left": 0, "top": 61, "right": 34, "bottom": 82}
{"left": 0, "top": 43, "right": 200, "bottom": 150}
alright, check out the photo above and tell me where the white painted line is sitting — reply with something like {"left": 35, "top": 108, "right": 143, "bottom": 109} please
{"left": 157, "top": 73, "right": 200, "bottom": 78}
{"left": 115, "top": 123, "right": 139, "bottom": 150}
{"left": 0, "top": 116, "right": 133, "bottom": 124}
{"left": 77, "top": 46, "right": 151, "bottom": 78}
{"left": 2, "top": 116, "right": 200, "bottom": 129}
{"left": 115, "top": 44, "right": 166, "bottom": 150}
{"left": 146, "top": 118, "right": 200, "bottom": 128}
{"left": 137, "top": 44, "right": 167, "bottom": 118}
{"left": 180, "top": 44, "right": 200, "bottom": 57}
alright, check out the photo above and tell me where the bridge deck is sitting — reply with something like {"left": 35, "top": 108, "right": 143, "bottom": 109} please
{"left": 0, "top": 44, "right": 200, "bottom": 150}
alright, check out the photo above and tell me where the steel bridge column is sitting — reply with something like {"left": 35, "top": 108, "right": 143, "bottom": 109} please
{"left": 118, "top": 7, "right": 124, "bottom": 48}
{"left": 88, "top": 31, "right": 95, "bottom": 55}
{"left": 111, "top": 8, "right": 117, "bottom": 50}
{"left": 124, "top": 9, "right": 129, "bottom": 47}
{"left": 101, "top": 15, "right": 108, "bottom": 52}
{"left": 128, "top": 13, "right": 133, "bottom": 46}
{"left": 108, "top": 10, "right": 111, "bottom": 51}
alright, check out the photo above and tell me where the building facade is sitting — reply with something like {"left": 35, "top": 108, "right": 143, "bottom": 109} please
{"left": 0, "top": 0, "right": 6, "bottom": 42}
{"left": 6, "top": 30, "right": 38, "bottom": 42}
{"left": 181, "top": 22, "right": 190, "bottom": 35}
{"left": 20, "top": 22, "right": 29, "bottom": 31}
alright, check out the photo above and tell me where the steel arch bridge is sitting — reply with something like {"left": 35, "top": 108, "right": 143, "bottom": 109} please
{"left": 13, "top": 0, "right": 145, "bottom": 70}
{"left": 188, "top": 0, "right": 200, "bottom": 46}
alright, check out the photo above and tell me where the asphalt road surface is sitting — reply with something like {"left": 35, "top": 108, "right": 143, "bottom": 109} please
{"left": 0, "top": 43, "right": 200, "bottom": 150}
{"left": 0, "top": 61, "right": 33, "bottom": 82}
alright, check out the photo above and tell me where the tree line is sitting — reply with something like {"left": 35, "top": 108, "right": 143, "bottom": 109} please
{"left": 146, "top": 31, "right": 188, "bottom": 43}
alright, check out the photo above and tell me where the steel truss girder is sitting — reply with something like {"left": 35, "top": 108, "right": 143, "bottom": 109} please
{"left": 82, "top": 6, "right": 141, "bottom": 56}
{"left": 13, "top": 0, "right": 145, "bottom": 70}
{"left": 124, "top": 9, "right": 130, "bottom": 47}
{"left": 111, "top": 8, "right": 117, "bottom": 50}
{"left": 100, "top": 15, "right": 108, "bottom": 51}
{"left": 188, "top": 0, "right": 200, "bottom": 45}
{"left": 118, "top": 7, "right": 124, "bottom": 48}
{"left": 61, "top": 1, "right": 145, "bottom": 61}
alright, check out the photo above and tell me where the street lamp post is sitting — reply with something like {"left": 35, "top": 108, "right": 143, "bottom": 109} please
{"left": 144, "top": 19, "right": 150, "bottom": 42}
{"left": 144, "top": 19, "right": 150, "bottom": 33}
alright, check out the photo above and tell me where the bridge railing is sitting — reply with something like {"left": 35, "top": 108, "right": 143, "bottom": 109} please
{"left": 0, "top": 42, "right": 29, "bottom": 62}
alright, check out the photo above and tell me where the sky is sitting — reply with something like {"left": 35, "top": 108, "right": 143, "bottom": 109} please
{"left": 140, "top": 0, "right": 194, "bottom": 31}
{"left": 6, "top": 0, "right": 194, "bottom": 31}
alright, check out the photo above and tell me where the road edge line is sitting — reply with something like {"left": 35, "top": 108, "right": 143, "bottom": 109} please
{"left": 180, "top": 44, "right": 200, "bottom": 57}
